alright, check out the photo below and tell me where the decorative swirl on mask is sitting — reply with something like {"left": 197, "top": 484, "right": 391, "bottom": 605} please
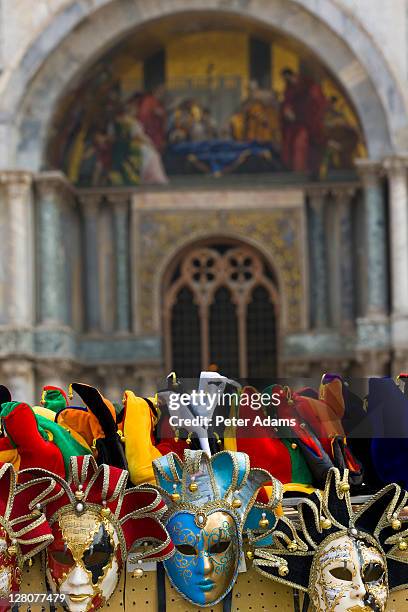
{"left": 171, "top": 522, "right": 198, "bottom": 584}
{"left": 170, "top": 518, "right": 238, "bottom": 585}
{"left": 172, "top": 522, "right": 197, "bottom": 548}
{"left": 203, "top": 520, "right": 235, "bottom": 576}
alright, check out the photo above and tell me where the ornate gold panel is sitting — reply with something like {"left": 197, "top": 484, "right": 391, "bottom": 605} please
{"left": 136, "top": 206, "right": 305, "bottom": 335}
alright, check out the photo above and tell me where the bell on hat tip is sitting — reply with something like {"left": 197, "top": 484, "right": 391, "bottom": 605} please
{"left": 188, "top": 476, "right": 198, "bottom": 493}
{"left": 278, "top": 565, "right": 289, "bottom": 577}
{"left": 392, "top": 517, "right": 402, "bottom": 531}
{"left": 258, "top": 512, "right": 269, "bottom": 529}
{"left": 320, "top": 518, "right": 332, "bottom": 530}
{"left": 398, "top": 539, "right": 408, "bottom": 551}
{"left": 171, "top": 484, "right": 180, "bottom": 502}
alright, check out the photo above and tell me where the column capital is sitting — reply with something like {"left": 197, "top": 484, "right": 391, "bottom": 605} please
{"left": 35, "top": 171, "right": 76, "bottom": 202}
{"left": 330, "top": 186, "right": 357, "bottom": 204}
{"left": 35, "top": 358, "right": 73, "bottom": 383}
{"left": 1, "top": 358, "right": 33, "bottom": 378}
{"left": 79, "top": 193, "right": 102, "bottom": 216}
{"left": 382, "top": 155, "right": 408, "bottom": 177}
{"left": 355, "top": 159, "right": 382, "bottom": 185}
{"left": 0, "top": 170, "right": 33, "bottom": 185}
{"left": 305, "top": 185, "right": 329, "bottom": 200}
{"left": 106, "top": 193, "right": 130, "bottom": 210}
{"left": 0, "top": 170, "right": 33, "bottom": 198}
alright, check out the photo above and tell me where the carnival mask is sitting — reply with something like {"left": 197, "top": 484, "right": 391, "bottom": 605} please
{"left": 310, "top": 533, "right": 388, "bottom": 612}
{"left": 252, "top": 469, "right": 407, "bottom": 612}
{"left": 25, "top": 456, "right": 174, "bottom": 612}
{"left": 46, "top": 510, "right": 121, "bottom": 612}
{"left": 164, "top": 510, "right": 240, "bottom": 606}
{"left": 153, "top": 449, "right": 282, "bottom": 607}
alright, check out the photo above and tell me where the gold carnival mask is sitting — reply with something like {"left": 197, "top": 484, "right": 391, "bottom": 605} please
{"left": 252, "top": 469, "right": 408, "bottom": 612}
{"left": 28, "top": 456, "right": 174, "bottom": 612}
{"left": 310, "top": 532, "right": 388, "bottom": 612}
{"left": 46, "top": 510, "right": 121, "bottom": 612}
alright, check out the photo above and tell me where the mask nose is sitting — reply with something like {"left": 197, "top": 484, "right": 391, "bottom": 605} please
{"left": 67, "top": 564, "right": 90, "bottom": 587}
{"left": 203, "top": 553, "right": 213, "bottom": 576}
{"left": 350, "top": 574, "right": 366, "bottom": 600}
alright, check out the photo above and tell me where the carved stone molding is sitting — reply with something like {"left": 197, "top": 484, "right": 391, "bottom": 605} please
{"left": 78, "top": 193, "right": 103, "bottom": 215}
{"left": 35, "top": 171, "right": 76, "bottom": 202}
{"left": 0, "top": 170, "right": 33, "bottom": 187}
{"left": 382, "top": 156, "right": 408, "bottom": 177}
{"left": 354, "top": 159, "right": 382, "bottom": 186}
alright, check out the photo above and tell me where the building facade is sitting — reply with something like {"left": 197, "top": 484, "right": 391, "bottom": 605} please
{"left": 1, "top": 0, "right": 408, "bottom": 402}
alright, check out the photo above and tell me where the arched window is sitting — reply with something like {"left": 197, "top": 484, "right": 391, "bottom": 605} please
{"left": 163, "top": 241, "right": 278, "bottom": 380}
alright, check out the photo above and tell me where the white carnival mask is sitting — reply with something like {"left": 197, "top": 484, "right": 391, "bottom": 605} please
{"left": 310, "top": 532, "right": 388, "bottom": 611}
{"left": 252, "top": 468, "right": 408, "bottom": 612}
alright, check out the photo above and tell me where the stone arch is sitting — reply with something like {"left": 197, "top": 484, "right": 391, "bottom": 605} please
{"left": 2, "top": 0, "right": 407, "bottom": 169}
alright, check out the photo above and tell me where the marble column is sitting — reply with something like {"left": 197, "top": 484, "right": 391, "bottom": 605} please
{"left": 355, "top": 161, "right": 387, "bottom": 316}
{"left": 36, "top": 172, "right": 74, "bottom": 325}
{"left": 0, "top": 171, "right": 33, "bottom": 326}
{"left": 36, "top": 361, "right": 73, "bottom": 401}
{"left": 383, "top": 157, "right": 408, "bottom": 322}
{"left": 110, "top": 195, "right": 130, "bottom": 333}
{"left": 97, "top": 365, "right": 125, "bottom": 404}
{"left": 80, "top": 195, "right": 101, "bottom": 333}
{"left": 307, "top": 188, "right": 329, "bottom": 328}
{"left": 1, "top": 360, "right": 35, "bottom": 405}
{"left": 334, "top": 188, "right": 355, "bottom": 328}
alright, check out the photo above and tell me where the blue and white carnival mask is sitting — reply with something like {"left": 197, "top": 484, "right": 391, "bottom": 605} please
{"left": 153, "top": 450, "right": 282, "bottom": 607}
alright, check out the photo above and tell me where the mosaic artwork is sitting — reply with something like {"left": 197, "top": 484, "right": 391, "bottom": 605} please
{"left": 48, "top": 31, "right": 366, "bottom": 186}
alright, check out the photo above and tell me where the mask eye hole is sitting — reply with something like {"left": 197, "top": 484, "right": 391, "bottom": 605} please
{"left": 209, "top": 541, "right": 231, "bottom": 555}
{"left": 363, "top": 562, "right": 384, "bottom": 583}
{"left": 175, "top": 544, "right": 196, "bottom": 556}
{"left": 329, "top": 566, "right": 353, "bottom": 581}
{"left": 83, "top": 551, "right": 111, "bottom": 568}
{"left": 50, "top": 550, "right": 74, "bottom": 566}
